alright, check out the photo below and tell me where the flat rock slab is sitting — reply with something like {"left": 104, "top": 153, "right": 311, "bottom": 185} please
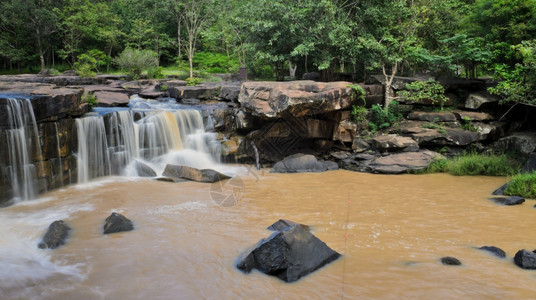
{"left": 236, "top": 224, "right": 341, "bottom": 282}
{"left": 168, "top": 85, "right": 221, "bottom": 100}
{"left": 489, "top": 196, "right": 525, "bottom": 206}
{"left": 94, "top": 91, "right": 130, "bottom": 107}
{"left": 162, "top": 164, "right": 231, "bottom": 183}
{"left": 271, "top": 154, "right": 339, "bottom": 173}
{"left": 103, "top": 212, "right": 134, "bottom": 234}
{"left": 514, "top": 249, "right": 536, "bottom": 269}
{"left": 408, "top": 111, "right": 457, "bottom": 122}
{"left": 238, "top": 80, "right": 354, "bottom": 118}
{"left": 38, "top": 220, "right": 71, "bottom": 249}
{"left": 369, "top": 150, "right": 443, "bottom": 174}
{"left": 371, "top": 135, "right": 419, "bottom": 152}
{"left": 453, "top": 111, "right": 494, "bottom": 122}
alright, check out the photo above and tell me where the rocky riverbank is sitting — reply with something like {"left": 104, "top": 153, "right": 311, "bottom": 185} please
{"left": 1, "top": 73, "right": 536, "bottom": 204}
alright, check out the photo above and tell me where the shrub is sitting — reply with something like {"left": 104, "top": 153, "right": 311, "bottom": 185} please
{"left": 74, "top": 49, "right": 110, "bottom": 77}
{"left": 505, "top": 172, "right": 536, "bottom": 198}
{"left": 351, "top": 105, "right": 369, "bottom": 132}
{"left": 186, "top": 77, "right": 203, "bottom": 86}
{"left": 82, "top": 93, "right": 98, "bottom": 108}
{"left": 401, "top": 79, "right": 448, "bottom": 110}
{"left": 193, "top": 52, "right": 239, "bottom": 73}
{"left": 115, "top": 48, "right": 159, "bottom": 80}
{"left": 348, "top": 84, "right": 366, "bottom": 105}
{"left": 369, "top": 102, "right": 402, "bottom": 132}
{"left": 419, "top": 153, "right": 520, "bottom": 176}
{"left": 146, "top": 66, "right": 164, "bottom": 79}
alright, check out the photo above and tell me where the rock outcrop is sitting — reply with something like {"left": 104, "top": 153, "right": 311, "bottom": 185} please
{"left": 162, "top": 164, "right": 230, "bottom": 183}
{"left": 38, "top": 220, "right": 71, "bottom": 249}
{"left": 514, "top": 249, "right": 536, "bottom": 269}
{"left": 368, "top": 150, "right": 443, "bottom": 174}
{"left": 236, "top": 224, "right": 341, "bottom": 282}
{"left": 103, "top": 212, "right": 134, "bottom": 234}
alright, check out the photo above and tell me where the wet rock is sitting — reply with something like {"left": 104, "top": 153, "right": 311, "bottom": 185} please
{"left": 162, "top": 164, "right": 231, "bottom": 183}
{"left": 155, "top": 177, "right": 187, "bottom": 183}
{"left": 94, "top": 91, "right": 130, "bottom": 107}
{"left": 238, "top": 80, "right": 353, "bottom": 118}
{"left": 492, "top": 132, "right": 536, "bottom": 156}
{"left": 489, "top": 196, "right": 525, "bottom": 206}
{"left": 132, "top": 160, "right": 157, "bottom": 177}
{"left": 368, "top": 150, "right": 443, "bottom": 174}
{"left": 103, "top": 212, "right": 134, "bottom": 234}
{"left": 38, "top": 220, "right": 71, "bottom": 249}
{"left": 236, "top": 224, "right": 341, "bottom": 282}
{"left": 514, "top": 249, "right": 536, "bottom": 269}
{"left": 408, "top": 111, "right": 457, "bottom": 122}
{"left": 371, "top": 135, "right": 419, "bottom": 152}
{"left": 271, "top": 154, "right": 338, "bottom": 173}
{"left": 267, "top": 219, "right": 310, "bottom": 232}
{"left": 441, "top": 256, "right": 462, "bottom": 266}
{"left": 492, "top": 181, "right": 512, "bottom": 196}
{"left": 140, "top": 85, "right": 166, "bottom": 99}
{"left": 180, "top": 98, "right": 200, "bottom": 105}
{"left": 478, "top": 246, "right": 506, "bottom": 258}
{"left": 465, "top": 91, "right": 499, "bottom": 110}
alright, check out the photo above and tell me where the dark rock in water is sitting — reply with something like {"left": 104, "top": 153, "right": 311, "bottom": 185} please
{"left": 38, "top": 220, "right": 71, "bottom": 249}
{"left": 267, "top": 219, "right": 310, "bottom": 232}
{"left": 132, "top": 160, "right": 156, "bottom": 177}
{"left": 478, "top": 246, "right": 506, "bottom": 258}
{"left": 521, "top": 153, "right": 536, "bottom": 173}
{"left": 492, "top": 181, "right": 512, "bottom": 196}
{"left": 489, "top": 196, "right": 525, "bottom": 206}
{"left": 155, "top": 177, "right": 187, "bottom": 183}
{"left": 514, "top": 249, "right": 536, "bottom": 269}
{"left": 237, "top": 224, "right": 340, "bottom": 282}
{"left": 103, "top": 212, "right": 134, "bottom": 234}
{"left": 162, "top": 164, "right": 231, "bottom": 183}
{"left": 368, "top": 150, "right": 443, "bottom": 174}
{"left": 271, "top": 154, "right": 338, "bottom": 173}
{"left": 441, "top": 256, "right": 462, "bottom": 266}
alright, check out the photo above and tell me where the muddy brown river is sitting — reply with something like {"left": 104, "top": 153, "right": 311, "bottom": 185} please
{"left": 1, "top": 169, "right": 535, "bottom": 299}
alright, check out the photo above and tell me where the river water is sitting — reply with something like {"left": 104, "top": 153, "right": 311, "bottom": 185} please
{"left": 1, "top": 170, "right": 535, "bottom": 299}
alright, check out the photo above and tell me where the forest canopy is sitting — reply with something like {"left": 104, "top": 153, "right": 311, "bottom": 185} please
{"left": 1, "top": 0, "right": 535, "bottom": 103}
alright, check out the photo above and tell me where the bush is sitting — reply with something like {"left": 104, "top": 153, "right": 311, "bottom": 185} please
{"left": 147, "top": 66, "right": 164, "bottom": 79}
{"left": 193, "top": 52, "right": 239, "bottom": 73}
{"left": 186, "top": 77, "right": 203, "bottom": 86}
{"left": 369, "top": 102, "right": 402, "bottom": 132}
{"left": 419, "top": 153, "right": 520, "bottom": 176}
{"left": 401, "top": 79, "right": 448, "bottom": 110}
{"left": 74, "top": 49, "right": 110, "bottom": 77}
{"left": 82, "top": 93, "right": 98, "bottom": 108}
{"left": 115, "top": 48, "right": 159, "bottom": 80}
{"left": 351, "top": 105, "right": 369, "bottom": 133}
{"left": 505, "top": 172, "right": 536, "bottom": 198}
{"left": 348, "top": 84, "right": 366, "bottom": 105}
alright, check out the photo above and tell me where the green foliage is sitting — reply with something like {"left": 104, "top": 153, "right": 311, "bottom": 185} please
{"left": 74, "top": 49, "right": 109, "bottom": 77}
{"left": 159, "top": 84, "right": 167, "bottom": 92}
{"left": 114, "top": 48, "right": 158, "bottom": 80}
{"left": 401, "top": 79, "right": 449, "bottom": 110}
{"left": 488, "top": 39, "right": 536, "bottom": 104}
{"left": 420, "top": 153, "right": 520, "bottom": 176}
{"left": 505, "top": 172, "right": 536, "bottom": 198}
{"left": 186, "top": 77, "right": 203, "bottom": 86}
{"left": 193, "top": 52, "right": 239, "bottom": 73}
{"left": 461, "top": 116, "right": 479, "bottom": 132}
{"left": 368, "top": 102, "right": 402, "bottom": 132}
{"left": 349, "top": 84, "right": 366, "bottom": 105}
{"left": 82, "top": 93, "right": 98, "bottom": 108}
{"left": 422, "top": 121, "right": 447, "bottom": 135}
{"left": 351, "top": 106, "right": 369, "bottom": 132}
{"left": 146, "top": 66, "right": 164, "bottom": 79}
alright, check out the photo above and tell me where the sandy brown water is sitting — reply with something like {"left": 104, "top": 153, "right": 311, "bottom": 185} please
{"left": 1, "top": 170, "right": 536, "bottom": 299}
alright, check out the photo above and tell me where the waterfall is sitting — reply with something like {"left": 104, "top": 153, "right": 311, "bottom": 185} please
{"left": 2, "top": 98, "right": 41, "bottom": 201}
{"left": 76, "top": 107, "right": 220, "bottom": 183}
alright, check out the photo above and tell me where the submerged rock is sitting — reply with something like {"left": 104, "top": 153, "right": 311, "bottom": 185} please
{"left": 103, "top": 212, "right": 134, "bottom": 234}
{"left": 489, "top": 196, "right": 525, "bottom": 206}
{"left": 441, "top": 256, "right": 462, "bottom": 266}
{"left": 38, "top": 220, "right": 71, "bottom": 249}
{"left": 478, "top": 246, "right": 506, "bottom": 258}
{"left": 162, "top": 164, "right": 230, "bottom": 183}
{"left": 132, "top": 160, "right": 157, "bottom": 177}
{"left": 492, "top": 181, "right": 512, "bottom": 196}
{"left": 514, "top": 249, "right": 536, "bottom": 269}
{"left": 236, "top": 224, "right": 340, "bottom": 282}
{"left": 267, "top": 219, "right": 310, "bottom": 232}
{"left": 271, "top": 154, "right": 338, "bottom": 173}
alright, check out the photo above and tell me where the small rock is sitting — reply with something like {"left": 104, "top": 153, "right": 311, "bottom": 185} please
{"left": 492, "top": 181, "right": 512, "bottom": 196}
{"left": 489, "top": 196, "right": 525, "bottom": 206}
{"left": 267, "top": 219, "right": 310, "bottom": 232}
{"left": 162, "top": 164, "right": 231, "bottom": 183}
{"left": 514, "top": 249, "right": 536, "bottom": 269}
{"left": 441, "top": 256, "right": 462, "bottom": 266}
{"left": 38, "top": 220, "right": 71, "bottom": 249}
{"left": 103, "top": 212, "right": 134, "bottom": 234}
{"left": 478, "top": 246, "right": 506, "bottom": 258}
{"left": 270, "top": 154, "right": 338, "bottom": 173}
{"left": 132, "top": 160, "right": 156, "bottom": 177}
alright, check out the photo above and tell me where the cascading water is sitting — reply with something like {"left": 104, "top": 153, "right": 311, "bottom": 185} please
{"left": 76, "top": 97, "right": 221, "bottom": 183}
{"left": 1, "top": 97, "right": 41, "bottom": 201}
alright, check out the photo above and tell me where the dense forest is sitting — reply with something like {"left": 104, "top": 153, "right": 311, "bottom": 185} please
{"left": 1, "top": 0, "right": 535, "bottom": 104}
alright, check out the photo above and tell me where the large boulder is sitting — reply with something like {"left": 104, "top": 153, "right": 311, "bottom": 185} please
{"left": 465, "top": 91, "right": 499, "bottom": 110}
{"left": 271, "top": 154, "right": 338, "bottom": 173}
{"left": 168, "top": 85, "right": 221, "bottom": 100}
{"left": 371, "top": 135, "right": 419, "bottom": 152}
{"left": 238, "top": 80, "right": 354, "bottom": 118}
{"left": 38, "top": 220, "right": 71, "bottom": 249}
{"left": 514, "top": 249, "right": 536, "bottom": 269}
{"left": 368, "top": 150, "right": 443, "bottom": 174}
{"left": 492, "top": 132, "right": 536, "bottom": 156}
{"left": 94, "top": 91, "right": 130, "bottom": 107}
{"left": 103, "top": 212, "right": 134, "bottom": 234}
{"left": 162, "top": 164, "right": 230, "bottom": 183}
{"left": 132, "top": 160, "right": 157, "bottom": 177}
{"left": 236, "top": 224, "right": 341, "bottom": 282}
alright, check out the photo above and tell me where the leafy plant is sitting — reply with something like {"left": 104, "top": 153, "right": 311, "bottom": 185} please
{"left": 418, "top": 153, "right": 520, "bottom": 176}
{"left": 114, "top": 48, "right": 159, "bottom": 80}
{"left": 186, "top": 77, "right": 203, "bottom": 86}
{"left": 368, "top": 102, "right": 403, "bottom": 132}
{"left": 401, "top": 79, "right": 449, "bottom": 110}
{"left": 505, "top": 172, "right": 536, "bottom": 198}
{"left": 348, "top": 84, "right": 366, "bottom": 105}
{"left": 351, "top": 105, "right": 369, "bottom": 132}
{"left": 82, "top": 93, "right": 98, "bottom": 108}
{"left": 159, "top": 84, "right": 168, "bottom": 92}
{"left": 461, "top": 116, "right": 479, "bottom": 132}
{"left": 74, "top": 49, "right": 110, "bottom": 77}
{"left": 146, "top": 66, "right": 164, "bottom": 79}
{"left": 193, "top": 51, "right": 240, "bottom": 73}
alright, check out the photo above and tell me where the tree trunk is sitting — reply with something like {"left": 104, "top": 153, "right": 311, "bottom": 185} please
{"left": 36, "top": 27, "right": 45, "bottom": 71}
{"left": 188, "top": 38, "right": 194, "bottom": 78}
{"left": 304, "top": 55, "right": 308, "bottom": 73}
{"left": 177, "top": 16, "right": 181, "bottom": 58}
{"left": 340, "top": 60, "right": 344, "bottom": 73}
{"left": 288, "top": 60, "right": 297, "bottom": 80}
{"left": 382, "top": 63, "right": 398, "bottom": 111}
